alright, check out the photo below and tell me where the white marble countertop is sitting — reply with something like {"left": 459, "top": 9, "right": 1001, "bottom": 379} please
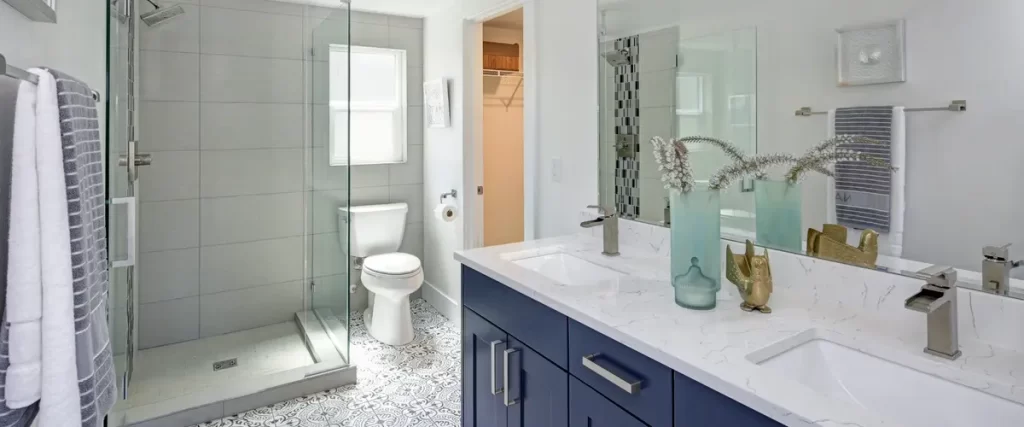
{"left": 454, "top": 234, "right": 1024, "bottom": 427}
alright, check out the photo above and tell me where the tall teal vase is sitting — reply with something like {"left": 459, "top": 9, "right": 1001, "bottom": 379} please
{"left": 754, "top": 179, "right": 802, "bottom": 253}
{"left": 669, "top": 188, "right": 721, "bottom": 310}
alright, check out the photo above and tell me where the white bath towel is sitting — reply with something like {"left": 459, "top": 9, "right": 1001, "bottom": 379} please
{"left": 4, "top": 81, "right": 41, "bottom": 410}
{"left": 30, "top": 69, "right": 82, "bottom": 427}
{"left": 826, "top": 106, "right": 907, "bottom": 257}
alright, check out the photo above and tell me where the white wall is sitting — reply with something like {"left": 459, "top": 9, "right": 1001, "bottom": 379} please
{"left": 421, "top": 0, "right": 599, "bottom": 315}
{"left": 422, "top": 2, "right": 469, "bottom": 315}
{"left": 606, "top": 0, "right": 1024, "bottom": 274}
{"left": 0, "top": 1, "right": 106, "bottom": 131}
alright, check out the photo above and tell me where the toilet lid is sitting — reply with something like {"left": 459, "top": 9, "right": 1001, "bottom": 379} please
{"left": 364, "top": 253, "right": 422, "bottom": 276}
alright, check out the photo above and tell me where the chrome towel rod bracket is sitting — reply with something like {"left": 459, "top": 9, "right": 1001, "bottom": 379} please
{"left": 795, "top": 100, "right": 966, "bottom": 116}
{"left": 1, "top": 53, "right": 101, "bottom": 102}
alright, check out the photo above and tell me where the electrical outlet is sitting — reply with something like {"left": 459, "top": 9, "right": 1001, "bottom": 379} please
{"left": 551, "top": 158, "right": 562, "bottom": 183}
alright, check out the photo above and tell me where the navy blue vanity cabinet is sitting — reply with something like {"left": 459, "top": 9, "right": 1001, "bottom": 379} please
{"left": 463, "top": 267, "right": 568, "bottom": 369}
{"left": 569, "top": 377, "right": 646, "bottom": 427}
{"left": 569, "top": 320, "right": 673, "bottom": 426}
{"left": 463, "top": 308, "right": 509, "bottom": 427}
{"left": 506, "top": 337, "right": 569, "bottom": 427}
{"left": 674, "top": 372, "right": 783, "bottom": 427}
{"left": 462, "top": 265, "right": 784, "bottom": 427}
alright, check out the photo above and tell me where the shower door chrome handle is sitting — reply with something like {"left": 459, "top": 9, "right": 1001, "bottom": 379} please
{"left": 109, "top": 197, "right": 136, "bottom": 268}
{"left": 489, "top": 340, "right": 505, "bottom": 395}
{"left": 118, "top": 140, "right": 152, "bottom": 182}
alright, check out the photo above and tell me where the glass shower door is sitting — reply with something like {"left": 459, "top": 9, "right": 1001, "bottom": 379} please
{"left": 106, "top": 0, "right": 140, "bottom": 398}
{"left": 308, "top": 5, "right": 351, "bottom": 366}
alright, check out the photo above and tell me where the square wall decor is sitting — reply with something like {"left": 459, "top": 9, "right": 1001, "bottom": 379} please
{"left": 836, "top": 20, "right": 906, "bottom": 86}
{"left": 424, "top": 79, "right": 451, "bottom": 128}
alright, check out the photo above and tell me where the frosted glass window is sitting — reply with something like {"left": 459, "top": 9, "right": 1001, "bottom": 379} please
{"left": 330, "top": 45, "right": 407, "bottom": 166}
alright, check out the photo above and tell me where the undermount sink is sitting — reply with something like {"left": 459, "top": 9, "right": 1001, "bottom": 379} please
{"left": 512, "top": 253, "right": 623, "bottom": 286}
{"left": 750, "top": 331, "right": 1024, "bottom": 427}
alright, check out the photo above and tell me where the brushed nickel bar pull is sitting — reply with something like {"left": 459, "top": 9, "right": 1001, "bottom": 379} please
{"left": 489, "top": 340, "right": 505, "bottom": 395}
{"left": 795, "top": 100, "right": 967, "bottom": 116}
{"left": 582, "top": 353, "right": 642, "bottom": 394}
{"left": 503, "top": 348, "right": 520, "bottom": 407}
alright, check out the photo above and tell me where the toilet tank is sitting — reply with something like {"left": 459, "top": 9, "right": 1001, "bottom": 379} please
{"left": 339, "top": 203, "right": 409, "bottom": 258}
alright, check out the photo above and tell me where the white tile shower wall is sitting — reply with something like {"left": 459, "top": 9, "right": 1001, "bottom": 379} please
{"left": 580, "top": 212, "right": 1024, "bottom": 354}
{"left": 634, "top": 27, "right": 676, "bottom": 224}
{"left": 136, "top": 3, "right": 335, "bottom": 348}
{"left": 305, "top": 7, "right": 425, "bottom": 314}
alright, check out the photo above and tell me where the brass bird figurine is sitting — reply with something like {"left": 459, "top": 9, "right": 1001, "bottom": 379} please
{"left": 725, "top": 240, "right": 773, "bottom": 314}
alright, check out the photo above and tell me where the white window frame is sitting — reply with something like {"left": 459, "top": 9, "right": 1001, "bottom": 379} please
{"left": 329, "top": 45, "right": 409, "bottom": 166}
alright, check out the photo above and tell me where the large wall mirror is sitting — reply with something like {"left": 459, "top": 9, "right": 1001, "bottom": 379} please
{"left": 598, "top": 0, "right": 1024, "bottom": 298}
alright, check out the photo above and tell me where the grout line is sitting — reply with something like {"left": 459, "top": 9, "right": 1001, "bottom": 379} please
{"left": 137, "top": 278, "right": 305, "bottom": 308}
{"left": 196, "top": 51, "right": 306, "bottom": 61}
{"left": 198, "top": 3, "right": 307, "bottom": 18}
{"left": 141, "top": 100, "right": 306, "bottom": 105}
{"left": 196, "top": 0, "right": 204, "bottom": 337}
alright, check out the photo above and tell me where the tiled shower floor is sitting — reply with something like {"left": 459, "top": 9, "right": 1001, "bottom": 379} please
{"left": 121, "top": 322, "right": 315, "bottom": 409}
{"left": 195, "top": 299, "right": 462, "bottom": 426}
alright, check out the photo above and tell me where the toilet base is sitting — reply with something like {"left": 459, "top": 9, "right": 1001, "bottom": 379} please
{"left": 363, "top": 296, "right": 414, "bottom": 346}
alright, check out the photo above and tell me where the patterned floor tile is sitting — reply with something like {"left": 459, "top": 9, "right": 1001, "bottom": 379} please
{"left": 195, "top": 299, "right": 460, "bottom": 427}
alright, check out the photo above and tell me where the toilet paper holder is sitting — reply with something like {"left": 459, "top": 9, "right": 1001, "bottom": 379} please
{"left": 440, "top": 189, "right": 458, "bottom": 204}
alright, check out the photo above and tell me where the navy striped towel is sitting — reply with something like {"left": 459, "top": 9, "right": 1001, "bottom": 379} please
{"left": 833, "top": 106, "right": 893, "bottom": 232}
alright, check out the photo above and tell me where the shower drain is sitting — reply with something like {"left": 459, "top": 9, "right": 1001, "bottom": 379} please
{"left": 213, "top": 358, "right": 238, "bottom": 371}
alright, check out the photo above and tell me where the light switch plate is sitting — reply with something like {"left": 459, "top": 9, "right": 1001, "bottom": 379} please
{"left": 551, "top": 158, "right": 562, "bottom": 183}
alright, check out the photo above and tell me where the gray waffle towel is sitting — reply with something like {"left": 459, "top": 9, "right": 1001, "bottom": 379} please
{"left": 48, "top": 69, "right": 116, "bottom": 427}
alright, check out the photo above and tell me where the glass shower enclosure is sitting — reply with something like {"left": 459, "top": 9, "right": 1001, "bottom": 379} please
{"left": 105, "top": 0, "right": 353, "bottom": 424}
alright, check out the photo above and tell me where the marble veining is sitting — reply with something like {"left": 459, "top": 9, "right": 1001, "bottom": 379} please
{"left": 457, "top": 230, "right": 1024, "bottom": 427}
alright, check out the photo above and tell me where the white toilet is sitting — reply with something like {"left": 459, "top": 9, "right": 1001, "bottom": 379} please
{"left": 339, "top": 203, "right": 423, "bottom": 346}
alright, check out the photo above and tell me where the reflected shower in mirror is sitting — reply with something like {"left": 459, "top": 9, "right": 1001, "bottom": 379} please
{"left": 597, "top": 0, "right": 1024, "bottom": 300}
{"left": 599, "top": 24, "right": 756, "bottom": 229}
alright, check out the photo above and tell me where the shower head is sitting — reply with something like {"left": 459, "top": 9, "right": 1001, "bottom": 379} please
{"left": 603, "top": 49, "right": 631, "bottom": 67}
{"left": 141, "top": 0, "right": 185, "bottom": 27}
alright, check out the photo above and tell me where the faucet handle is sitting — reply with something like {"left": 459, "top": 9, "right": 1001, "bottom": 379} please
{"left": 984, "top": 244, "right": 1012, "bottom": 260}
{"left": 907, "top": 265, "right": 957, "bottom": 289}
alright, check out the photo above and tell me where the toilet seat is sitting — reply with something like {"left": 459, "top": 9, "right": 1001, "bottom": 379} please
{"left": 363, "top": 253, "right": 422, "bottom": 279}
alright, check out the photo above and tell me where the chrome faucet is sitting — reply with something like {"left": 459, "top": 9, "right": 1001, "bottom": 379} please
{"left": 982, "top": 244, "right": 1021, "bottom": 295}
{"left": 904, "top": 266, "right": 960, "bottom": 360}
{"left": 581, "top": 205, "right": 619, "bottom": 256}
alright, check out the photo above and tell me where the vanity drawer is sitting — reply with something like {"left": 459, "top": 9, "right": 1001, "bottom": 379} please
{"left": 462, "top": 266, "right": 568, "bottom": 369}
{"left": 568, "top": 319, "right": 672, "bottom": 427}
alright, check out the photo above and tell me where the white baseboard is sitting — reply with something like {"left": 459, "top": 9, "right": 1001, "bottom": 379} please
{"left": 422, "top": 280, "right": 460, "bottom": 324}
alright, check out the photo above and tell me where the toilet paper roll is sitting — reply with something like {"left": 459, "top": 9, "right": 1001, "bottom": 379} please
{"left": 434, "top": 203, "right": 458, "bottom": 222}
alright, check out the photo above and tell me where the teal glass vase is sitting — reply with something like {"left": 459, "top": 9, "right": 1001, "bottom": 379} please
{"left": 669, "top": 187, "right": 721, "bottom": 310}
{"left": 754, "top": 179, "right": 802, "bottom": 253}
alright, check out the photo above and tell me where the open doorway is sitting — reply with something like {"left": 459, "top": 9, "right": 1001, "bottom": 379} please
{"left": 480, "top": 8, "right": 525, "bottom": 246}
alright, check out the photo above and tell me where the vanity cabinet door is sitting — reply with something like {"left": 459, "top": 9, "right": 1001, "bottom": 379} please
{"left": 674, "top": 372, "right": 783, "bottom": 427}
{"left": 463, "top": 308, "right": 508, "bottom": 427}
{"left": 506, "top": 337, "right": 568, "bottom": 427}
{"left": 569, "top": 377, "right": 646, "bottom": 427}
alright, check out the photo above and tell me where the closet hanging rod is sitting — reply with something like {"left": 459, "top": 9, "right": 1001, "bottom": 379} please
{"left": 483, "top": 69, "right": 523, "bottom": 77}
{"left": 1, "top": 53, "right": 101, "bottom": 102}
{"left": 795, "top": 100, "right": 966, "bottom": 116}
